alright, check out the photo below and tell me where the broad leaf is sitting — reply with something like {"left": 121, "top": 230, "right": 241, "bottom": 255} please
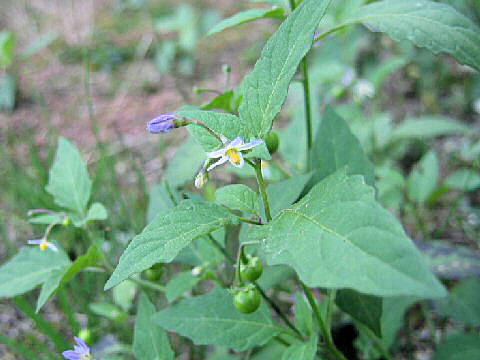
{"left": 444, "top": 169, "right": 480, "bottom": 192}
{"left": 208, "top": 8, "right": 285, "bottom": 36}
{"left": 165, "top": 271, "right": 200, "bottom": 302}
{"left": 134, "top": 293, "right": 175, "bottom": 360}
{"left": 260, "top": 170, "right": 446, "bottom": 298}
{"left": 433, "top": 333, "right": 480, "bottom": 360}
{"left": 391, "top": 116, "right": 470, "bottom": 140}
{"left": 341, "top": 0, "right": 480, "bottom": 72}
{"left": 435, "top": 277, "right": 480, "bottom": 326}
{"left": 266, "top": 173, "right": 312, "bottom": 217}
{"left": 336, "top": 289, "right": 382, "bottom": 337}
{"left": 36, "top": 244, "right": 102, "bottom": 311}
{"left": 407, "top": 150, "right": 439, "bottom": 204}
{"left": 216, "top": 184, "right": 258, "bottom": 213}
{"left": 281, "top": 337, "right": 317, "bottom": 360}
{"left": 105, "top": 200, "right": 238, "bottom": 290}
{"left": 164, "top": 137, "right": 205, "bottom": 187}
{"left": 0, "top": 247, "right": 70, "bottom": 298}
{"left": 202, "top": 91, "right": 235, "bottom": 112}
{"left": 113, "top": 280, "right": 137, "bottom": 312}
{"left": 153, "top": 287, "right": 283, "bottom": 351}
{"left": 46, "top": 137, "right": 92, "bottom": 215}
{"left": 310, "top": 106, "right": 374, "bottom": 186}
{"left": 239, "top": 0, "right": 332, "bottom": 138}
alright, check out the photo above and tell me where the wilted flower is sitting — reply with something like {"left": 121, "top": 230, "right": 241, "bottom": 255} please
{"left": 146, "top": 114, "right": 177, "bottom": 134}
{"left": 27, "top": 238, "right": 58, "bottom": 252}
{"left": 62, "top": 337, "right": 91, "bottom": 360}
{"left": 194, "top": 170, "right": 209, "bottom": 189}
{"left": 206, "top": 137, "right": 263, "bottom": 171}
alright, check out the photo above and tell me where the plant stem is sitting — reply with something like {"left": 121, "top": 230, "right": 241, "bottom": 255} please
{"left": 301, "top": 283, "right": 347, "bottom": 360}
{"left": 130, "top": 278, "right": 166, "bottom": 292}
{"left": 301, "top": 57, "right": 313, "bottom": 172}
{"left": 251, "top": 159, "right": 272, "bottom": 221}
{"left": 325, "top": 289, "right": 336, "bottom": 331}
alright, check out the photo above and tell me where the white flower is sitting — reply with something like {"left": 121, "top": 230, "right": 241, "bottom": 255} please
{"left": 206, "top": 137, "right": 264, "bottom": 171}
{"left": 353, "top": 79, "right": 375, "bottom": 101}
{"left": 194, "top": 170, "right": 208, "bottom": 189}
{"left": 28, "top": 238, "right": 58, "bottom": 252}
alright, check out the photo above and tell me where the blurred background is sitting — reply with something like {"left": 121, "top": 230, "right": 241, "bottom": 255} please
{"left": 1, "top": 0, "right": 479, "bottom": 359}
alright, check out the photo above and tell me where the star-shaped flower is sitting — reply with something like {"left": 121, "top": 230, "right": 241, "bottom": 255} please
{"left": 62, "top": 337, "right": 91, "bottom": 360}
{"left": 206, "top": 137, "right": 263, "bottom": 171}
{"left": 27, "top": 238, "right": 58, "bottom": 252}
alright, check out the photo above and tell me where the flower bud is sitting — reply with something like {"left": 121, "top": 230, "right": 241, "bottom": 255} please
{"left": 146, "top": 114, "right": 177, "bottom": 134}
{"left": 195, "top": 170, "right": 209, "bottom": 189}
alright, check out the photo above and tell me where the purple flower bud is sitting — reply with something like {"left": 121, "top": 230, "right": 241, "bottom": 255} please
{"left": 146, "top": 114, "right": 177, "bottom": 134}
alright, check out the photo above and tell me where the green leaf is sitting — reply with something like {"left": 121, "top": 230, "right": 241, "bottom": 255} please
{"left": 281, "top": 337, "right": 317, "bottom": 360}
{"left": 0, "top": 73, "right": 16, "bottom": 111}
{"left": 86, "top": 202, "right": 108, "bottom": 221}
{"left": 407, "top": 150, "right": 439, "bottom": 204}
{"left": 164, "top": 136, "right": 206, "bottom": 187}
{"left": 153, "top": 287, "right": 283, "bottom": 351}
{"left": 342, "top": 0, "right": 480, "bottom": 72}
{"left": 28, "top": 213, "right": 64, "bottom": 225}
{"left": 336, "top": 289, "right": 382, "bottom": 337}
{"left": 310, "top": 106, "right": 374, "bottom": 186}
{"left": 433, "top": 333, "right": 480, "bottom": 360}
{"left": 202, "top": 91, "right": 235, "bottom": 112}
{"left": 208, "top": 8, "right": 285, "bottom": 36}
{"left": 46, "top": 137, "right": 92, "bottom": 215}
{"left": 179, "top": 109, "right": 248, "bottom": 152}
{"left": 0, "top": 247, "right": 70, "bottom": 298}
{"left": 113, "top": 280, "right": 137, "bottom": 312}
{"left": 0, "top": 31, "right": 15, "bottom": 68}
{"left": 134, "top": 293, "right": 175, "bottom": 360}
{"left": 444, "top": 169, "right": 480, "bottom": 191}
{"left": 165, "top": 270, "right": 201, "bottom": 302}
{"left": 216, "top": 184, "right": 259, "bottom": 213}
{"left": 391, "top": 116, "right": 470, "bottom": 140}
{"left": 239, "top": 0, "right": 332, "bottom": 138}
{"left": 266, "top": 173, "right": 312, "bottom": 217}
{"left": 89, "top": 302, "right": 126, "bottom": 321}
{"left": 105, "top": 200, "right": 238, "bottom": 290}
{"left": 36, "top": 244, "right": 102, "bottom": 311}
{"left": 294, "top": 293, "right": 313, "bottom": 338}
{"left": 147, "top": 182, "right": 179, "bottom": 223}
{"left": 435, "top": 277, "right": 480, "bottom": 326}
{"left": 260, "top": 170, "right": 446, "bottom": 298}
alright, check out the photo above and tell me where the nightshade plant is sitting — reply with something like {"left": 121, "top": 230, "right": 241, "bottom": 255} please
{"left": 1, "top": 0, "right": 480, "bottom": 359}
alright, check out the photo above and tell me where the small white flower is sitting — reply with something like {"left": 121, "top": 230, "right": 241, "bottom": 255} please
{"left": 194, "top": 171, "right": 208, "bottom": 189}
{"left": 353, "top": 79, "right": 375, "bottom": 101}
{"left": 28, "top": 238, "right": 58, "bottom": 252}
{"left": 206, "top": 137, "right": 264, "bottom": 171}
{"left": 191, "top": 266, "right": 203, "bottom": 277}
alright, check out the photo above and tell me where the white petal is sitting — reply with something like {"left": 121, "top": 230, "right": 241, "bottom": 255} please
{"left": 228, "top": 136, "right": 244, "bottom": 149}
{"left": 207, "top": 156, "right": 229, "bottom": 171}
{"left": 229, "top": 152, "right": 245, "bottom": 168}
{"left": 206, "top": 147, "right": 227, "bottom": 159}
{"left": 237, "top": 139, "right": 264, "bottom": 151}
{"left": 28, "top": 239, "right": 43, "bottom": 245}
{"left": 46, "top": 242, "right": 59, "bottom": 252}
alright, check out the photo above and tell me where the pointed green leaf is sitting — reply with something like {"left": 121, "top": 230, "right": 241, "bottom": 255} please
{"left": 165, "top": 271, "right": 201, "bottom": 303}
{"left": 0, "top": 247, "right": 70, "bottom": 298}
{"left": 86, "top": 202, "right": 108, "bottom": 221}
{"left": 260, "top": 170, "right": 446, "bottom": 298}
{"left": 407, "top": 150, "right": 439, "bottom": 204}
{"left": 134, "top": 293, "right": 175, "bottom": 360}
{"left": 46, "top": 137, "right": 92, "bottom": 215}
{"left": 28, "top": 213, "right": 64, "bottom": 225}
{"left": 105, "top": 200, "right": 238, "bottom": 290}
{"left": 37, "top": 266, "right": 69, "bottom": 312}
{"left": 239, "top": 0, "right": 333, "bottom": 138}
{"left": 435, "top": 277, "right": 480, "bottom": 326}
{"left": 208, "top": 8, "right": 285, "bottom": 36}
{"left": 216, "top": 184, "right": 259, "bottom": 213}
{"left": 341, "top": 0, "right": 480, "bottom": 72}
{"left": 433, "top": 333, "right": 480, "bottom": 360}
{"left": 310, "top": 106, "right": 374, "bottom": 186}
{"left": 153, "top": 287, "right": 283, "bottom": 351}
{"left": 336, "top": 289, "right": 382, "bottom": 337}
{"left": 266, "top": 173, "right": 312, "bottom": 217}
{"left": 281, "top": 337, "right": 317, "bottom": 360}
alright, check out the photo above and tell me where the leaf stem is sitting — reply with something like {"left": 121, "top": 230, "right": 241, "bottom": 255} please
{"left": 251, "top": 159, "right": 272, "bottom": 221}
{"left": 301, "top": 57, "right": 313, "bottom": 172}
{"left": 301, "top": 283, "right": 347, "bottom": 360}
{"left": 130, "top": 277, "right": 166, "bottom": 292}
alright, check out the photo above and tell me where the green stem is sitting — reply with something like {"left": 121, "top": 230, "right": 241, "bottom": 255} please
{"left": 325, "top": 289, "right": 336, "bottom": 331}
{"left": 251, "top": 159, "right": 272, "bottom": 221}
{"left": 130, "top": 277, "right": 166, "bottom": 292}
{"left": 238, "top": 217, "right": 263, "bottom": 225}
{"left": 301, "top": 283, "right": 347, "bottom": 360}
{"left": 301, "top": 57, "right": 313, "bottom": 172}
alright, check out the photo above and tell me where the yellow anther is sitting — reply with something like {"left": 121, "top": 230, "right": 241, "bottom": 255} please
{"left": 40, "top": 242, "right": 48, "bottom": 251}
{"left": 226, "top": 149, "right": 241, "bottom": 166}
